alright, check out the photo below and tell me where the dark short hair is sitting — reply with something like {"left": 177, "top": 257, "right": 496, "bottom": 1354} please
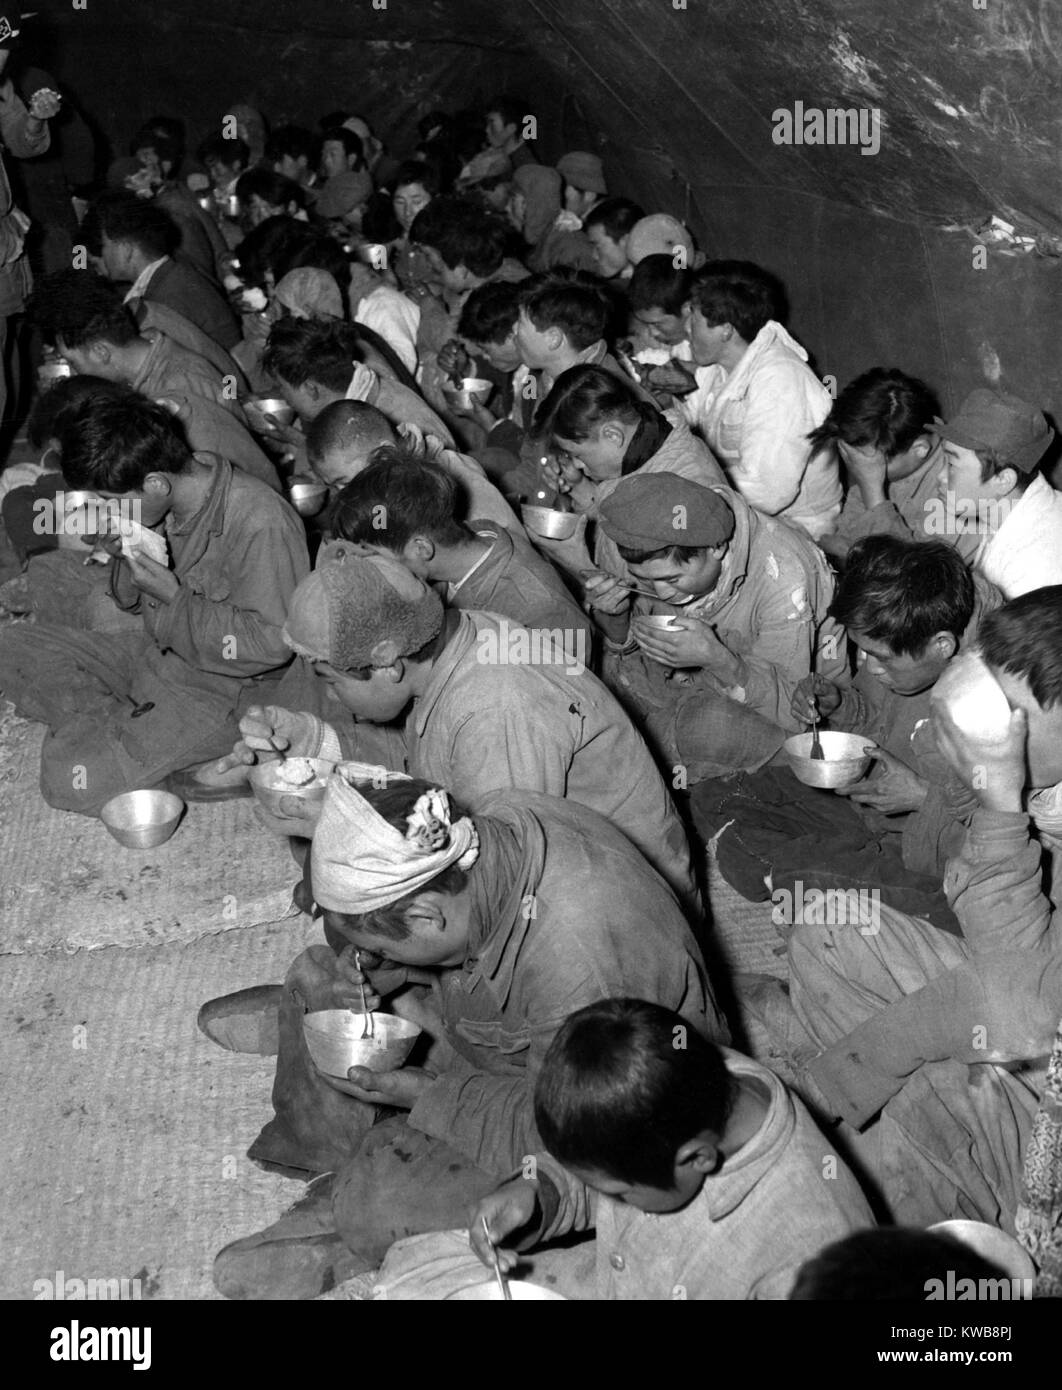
{"left": 266, "top": 124, "right": 320, "bottom": 167}
{"left": 391, "top": 159, "right": 440, "bottom": 197}
{"left": 520, "top": 274, "right": 610, "bottom": 351}
{"left": 616, "top": 541, "right": 709, "bottom": 566}
{"left": 534, "top": 363, "right": 644, "bottom": 442}
{"left": 28, "top": 269, "right": 139, "bottom": 349}
{"left": 485, "top": 94, "right": 528, "bottom": 130}
{"left": 628, "top": 254, "right": 694, "bottom": 317}
{"left": 689, "top": 259, "right": 785, "bottom": 343}
{"left": 234, "top": 167, "right": 308, "bottom": 214}
{"left": 317, "top": 778, "right": 473, "bottom": 943}
{"left": 58, "top": 392, "right": 192, "bottom": 493}
{"left": 582, "top": 197, "right": 645, "bottom": 242}
{"left": 263, "top": 317, "right": 365, "bottom": 393}
{"left": 830, "top": 535, "right": 975, "bottom": 656}
{"left": 331, "top": 450, "right": 468, "bottom": 551}
{"left": 198, "top": 133, "right": 250, "bottom": 169}
{"left": 808, "top": 368, "right": 940, "bottom": 457}
{"left": 305, "top": 399, "right": 396, "bottom": 465}
{"left": 457, "top": 279, "right": 522, "bottom": 345}
{"left": 534, "top": 998, "right": 730, "bottom": 1189}
{"left": 979, "top": 586, "right": 1062, "bottom": 710}
{"left": 409, "top": 196, "right": 509, "bottom": 277}
{"left": 789, "top": 1230, "right": 1007, "bottom": 1301}
{"left": 88, "top": 189, "right": 180, "bottom": 261}
{"left": 321, "top": 127, "right": 364, "bottom": 165}
{"left": 27, "top": 375, "right": 131, "bottom": 449}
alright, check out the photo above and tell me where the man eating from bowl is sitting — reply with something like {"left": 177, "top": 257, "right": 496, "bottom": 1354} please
{"left": 210, "top": 767, "right": 720, "bottom": 1299}
{"left": 588, "top": 471, "right": 844, "bottom": 783}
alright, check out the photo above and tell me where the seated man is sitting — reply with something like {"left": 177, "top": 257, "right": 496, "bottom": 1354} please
{"left": 582, "top": 197, "right": 645, "bottom": 283}
{"left": 626, "top": 253, "right": 697, "bottom": 403}
{"left": 304, "top": 402, "right": 518, "bottom": 531}
{"left": 555, "top": 150, "right": 608, "bottom": 224}
{"left": 86, "top": 188, "right": 241, "bottom": 350}
{"left": 680, "top": 260, "right": 841, "bottom": 540}
{"left": 261, "top": 316, "right": 453, "bottom": 446}
{"left": 484, "top": 93, "right": 538, "bottom": 169}
{"left": 526, "top": 362, "right": 725, "bottom": 585}
{"left": 811, "top": 368, "right": 944, "bottom": 563}
{"left": 374, "top": 998, "right": 873, "bottom": 1300}
{"left": 698, "top": 535, "right": 1000, "bottom": 920}
{"left": 590, "top": 473, "right": 843, "bottom": 783}
{"left": 930, "top": 388, "right": 1062, "bottom": 598}
{"left": 31, "top": 269, "right": 278, "bottom": 490}
{"left": 0, "top": 393, "right": 308, "bottom": 815}
{"left": 329, "top": 449, "right": 592, "bottom": 655}
{"left": 210, "top": 548, "right": 707, "bottom": 921}
{"left": 211, "top": 777, "right": 720, "bottom": 1299}
{"left": 786, "top": 586, "right": 1062, "bottom": 1229}
{"left": 408, "top": 196, "right": 528, "bottom": 329}
{"left": 514, "top": 271, "right": 654, "bottom": 403}
{"left": 265, "top": 124, "right": 320, "bottom": 196}
{"left": 510, "top": 164, "right": 597, "bottom": 275}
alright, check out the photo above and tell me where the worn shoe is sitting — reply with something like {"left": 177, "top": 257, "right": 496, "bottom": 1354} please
{"left": 197, "top": 984, "right": 283, "bottom": 1055}
{"left": 214, "top": 1175, "right": 374, "bottom": 1300}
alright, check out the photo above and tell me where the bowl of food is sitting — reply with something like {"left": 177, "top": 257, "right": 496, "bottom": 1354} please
{"left": 521, "top": 504, "right": 580, "bottom": 541}
{"left": 244, "top": 396, "right": 295, "bottom": 432}
{"left": 302, "top": 1009, "right": 423, "bottom": 1078}
{"left": 782, "top": 731, "right": 876, "bottom": 790}
{"left": 100, "top": 789, "right": 185, "bottom": 849}
{"left": 928, "top": 1221, "right": 1036, "bottom": 1285}
{"left": 287, "top": 481, "right": 329, "bottom": 518}
{"left": 447, "top": 1280, "right": 568, "bottom": 1301}
{"left": 247, "top": 756, "right": 331, "bottom": 819}
{"left": 441, "top": 376, "right": 493, "bottom": 411}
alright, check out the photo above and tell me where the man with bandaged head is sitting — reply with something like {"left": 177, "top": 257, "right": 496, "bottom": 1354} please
{"left": 211, "top": 763, "right": 719, "bottom": 1299}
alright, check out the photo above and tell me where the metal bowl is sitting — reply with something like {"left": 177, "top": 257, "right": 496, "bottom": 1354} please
{"left": 38, "top": 359, "right": 73, "bottom": 388}
{"left": 100, "top": 789, "right": 184, "bottom": 849}
{"left": 354, "top": 242, "right": 388, "bottom": 268}
{"left": 302, "top": 1009, "right": 423, "bottom": 1078}
{"left": 521, "top": 504, "right": 580, "bottom": 540}
{"left": 441, "top": 376, "right": 492, "bottom": 410}
{"left": 244, "top": 397, "right": 295, "bottom": 432}
{"left": 287, "top": 481, "right": 329, "bottom": 518}
{"left": 928, "top": 1221, "right": 1036, "bottom": 1286}
{"left": 783, "top": 730, "right": 875, "bottom": 790}
{"left": 447, "top": 1281, "right": 568, "bottom": 1301}
{"left": 637, "top": 613, "right": 682, "bottom": 632}
{"left": 247, "top": 757, "right": 331, "bottom": 819}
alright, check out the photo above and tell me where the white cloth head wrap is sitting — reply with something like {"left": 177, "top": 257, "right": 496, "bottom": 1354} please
{"left": 311, "top": 762, "right": 480, "bottom": 913}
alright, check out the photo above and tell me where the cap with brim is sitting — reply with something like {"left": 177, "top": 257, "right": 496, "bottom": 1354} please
{"left": 928, "top": 388, "right": 1055, "bottom": 474}
{"left": 556, "top": 151, "right": 607, "bottom": 196}
{"left": 314, "top": 170, "right": 373, "bottom": 219}
{"left": 275, "top": 267, "right": 343, "bottom": 321}
{"left": 599, "top": 473, "right": 735, "bottom": 550}
{"left": 282, "top": 548, "right": 443, "bottom": 670}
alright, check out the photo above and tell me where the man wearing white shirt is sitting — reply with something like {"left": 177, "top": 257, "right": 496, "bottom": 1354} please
{"left": 679, "top": 261, "right": 841, "bottom": 540}
{"left": 927, "top": 388, "right": 1061, "bottom": 599}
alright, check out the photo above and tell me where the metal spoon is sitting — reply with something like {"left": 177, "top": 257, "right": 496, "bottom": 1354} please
{"left": 481, "top": 1215, "right": 512, "bottom": 1300}
{"left": 810, "top": 698, "right": 825, "bottom": 760}
{"left": 354, "top": 950, "right": 374, "bottom": 1040}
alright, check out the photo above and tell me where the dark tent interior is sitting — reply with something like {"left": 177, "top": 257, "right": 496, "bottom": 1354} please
{"left": 39, "top": 0, "right": 1062, "bottom": 426}
{"left": 2, "top": 0, "right": 1062, "bottom": 1321}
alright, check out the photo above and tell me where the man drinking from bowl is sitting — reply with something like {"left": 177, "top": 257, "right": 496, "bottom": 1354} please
{"left": 210, "top": 767, "right": 720, "bottom": 1299}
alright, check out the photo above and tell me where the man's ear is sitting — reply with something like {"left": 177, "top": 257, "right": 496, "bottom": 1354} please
{"left": 547, "top": 326, "right": 565, "bottom": 352}
{"left": 600, "top": 420, "right": 628, "bottom": 449}
{"left": 989, "top": 466, "right": 1019, "bottom": 496}
{"left": 675, "top": 1133, "right": 721, "bottom": 1176}
{"left": 708, "top": 542, "right": 729, "bottom": 561}
{"left": 932, "top": 631, "right": 958, "bottom": 662}
{"left": 142, "top": 473, "right": 172, "bottom": 500}
{"left": 912, "top": 434, "right": 935, "bottom": 462}
{"left": 405, "top": 536, "right": 435, "bottom": 564}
